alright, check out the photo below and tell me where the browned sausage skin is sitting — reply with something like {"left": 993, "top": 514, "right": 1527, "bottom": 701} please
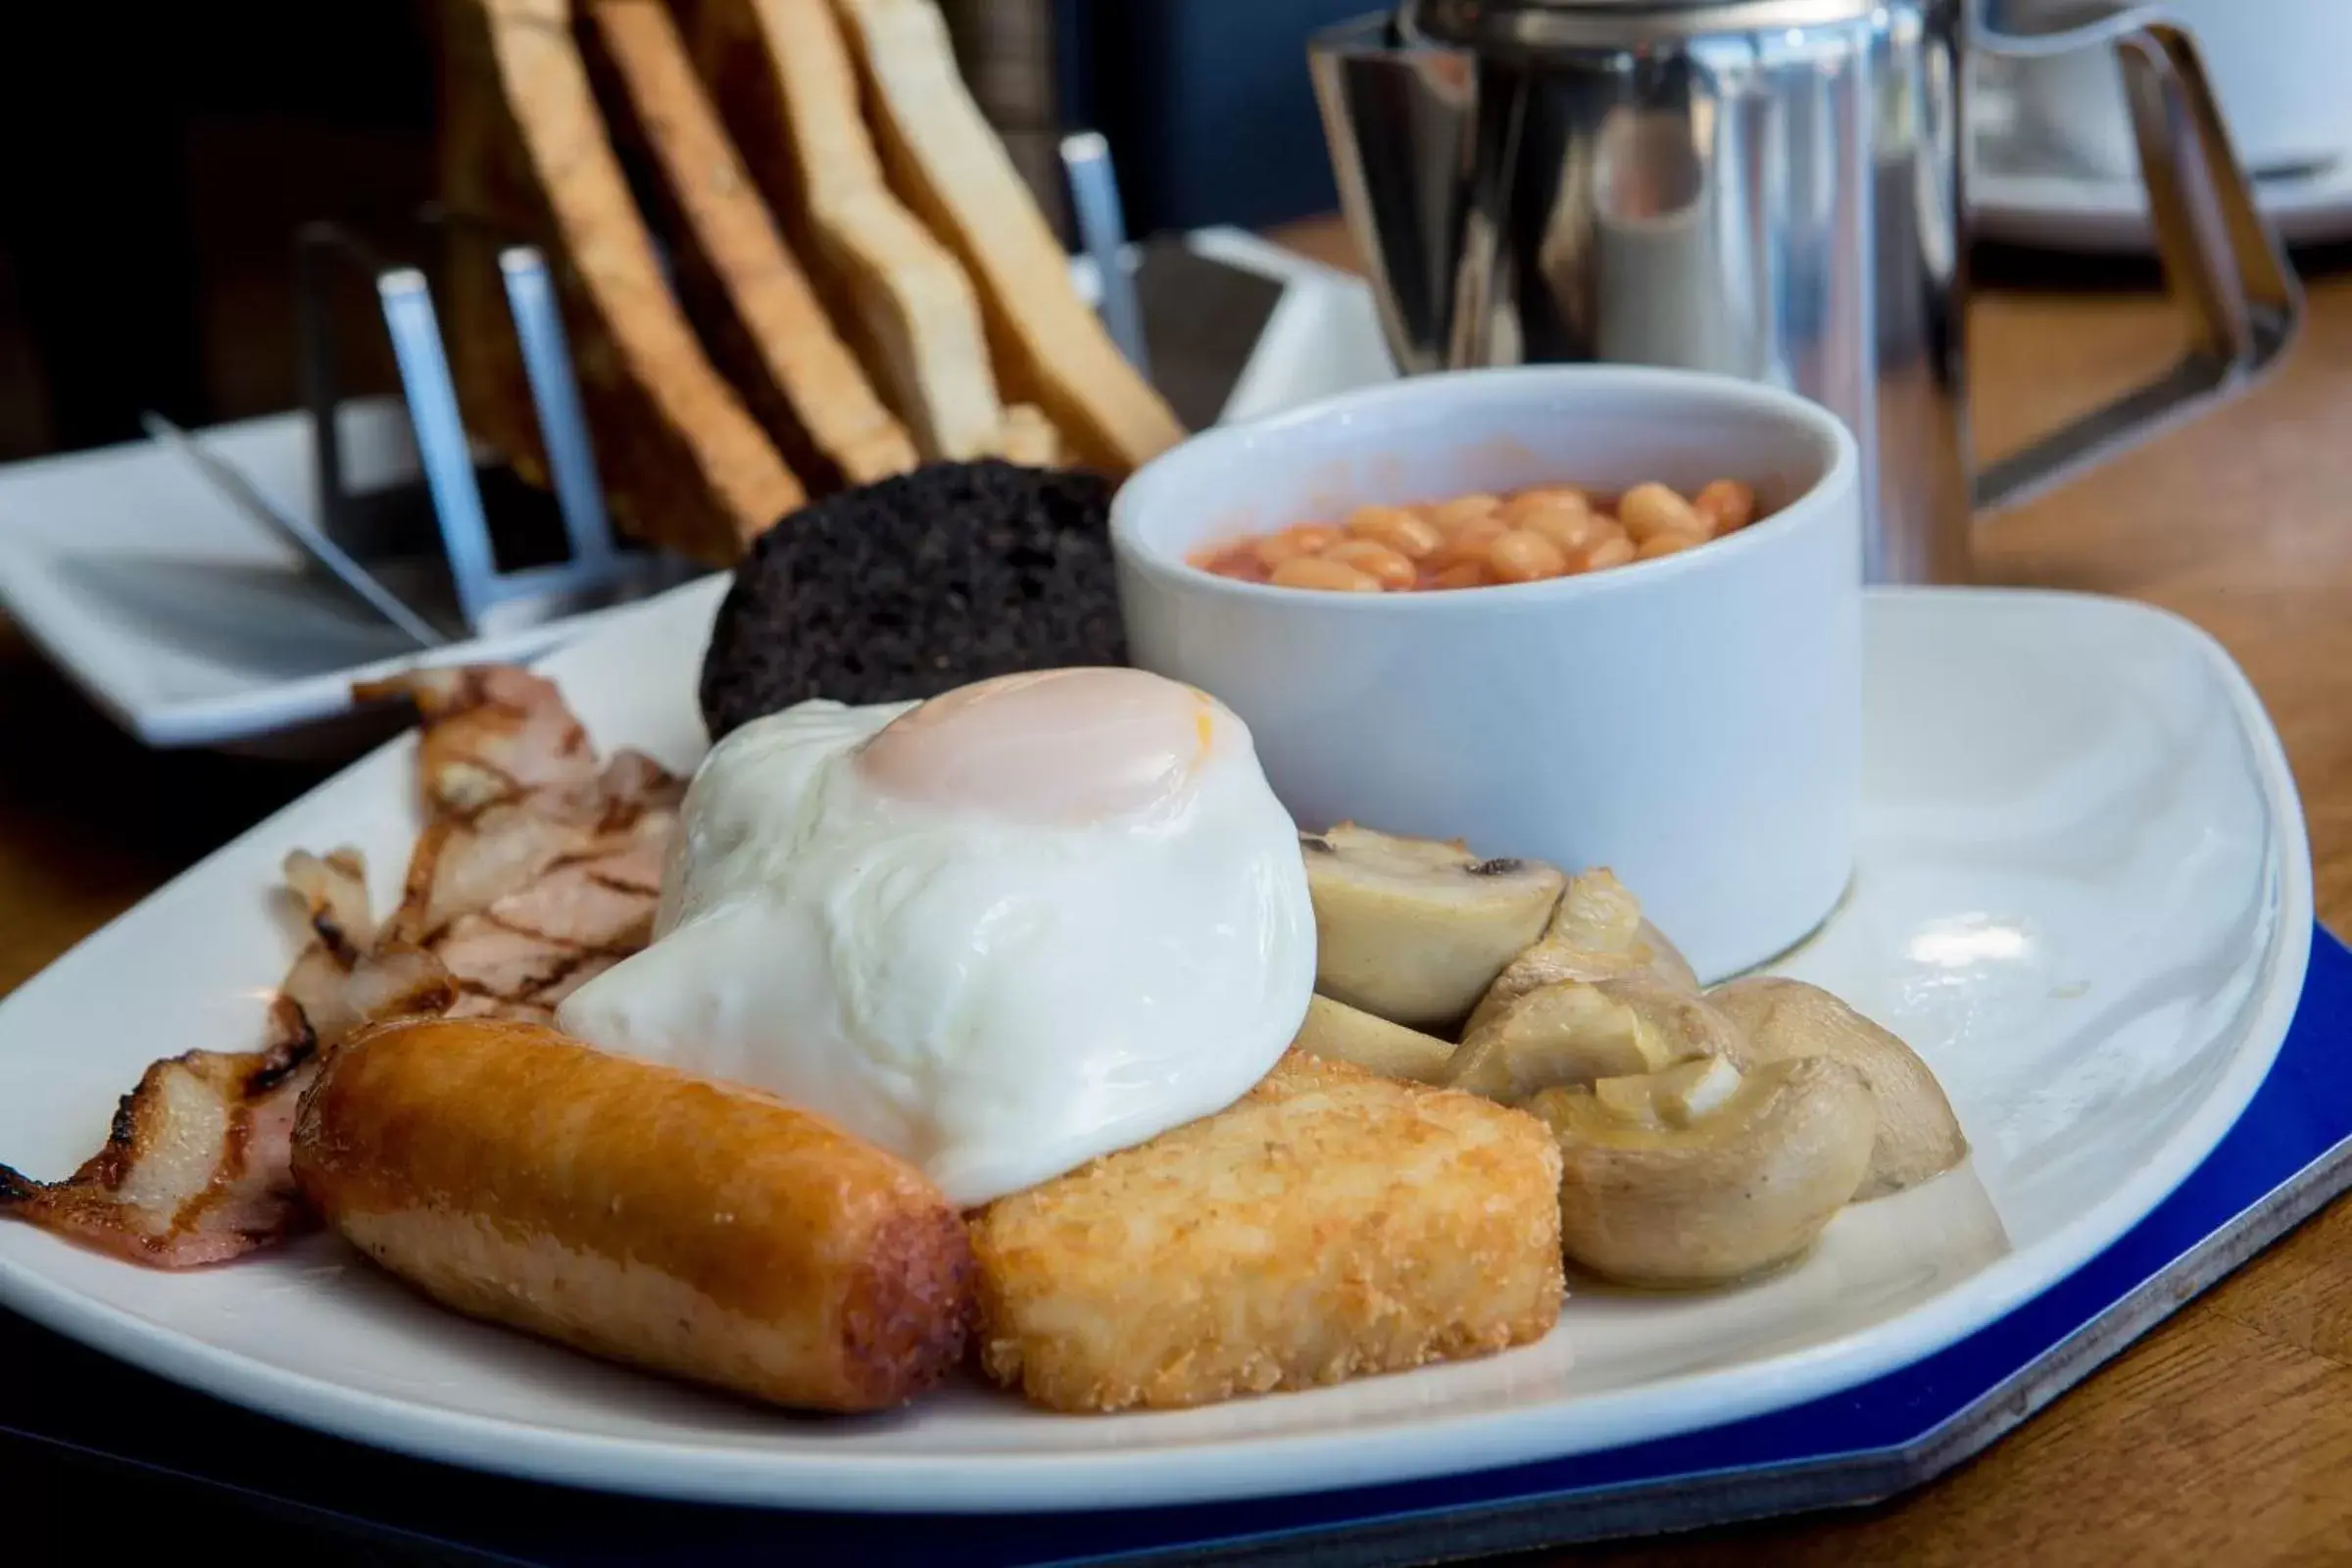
{"left": 292, "top": 1016, "right": 974, "bottom": 1412}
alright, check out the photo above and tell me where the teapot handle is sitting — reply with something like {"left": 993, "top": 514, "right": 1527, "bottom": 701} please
{"left": 1970, "top": 12, "right": 2301, "bottom": 512}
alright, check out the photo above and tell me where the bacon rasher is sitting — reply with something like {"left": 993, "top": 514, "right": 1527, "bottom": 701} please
{"left": 0, "top": 666, "right": 681, "bottom": 1266}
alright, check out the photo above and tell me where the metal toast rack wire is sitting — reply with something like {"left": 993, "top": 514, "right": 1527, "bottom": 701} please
{"left": 143, "top": 134, "right": 1149, "bottom": 652}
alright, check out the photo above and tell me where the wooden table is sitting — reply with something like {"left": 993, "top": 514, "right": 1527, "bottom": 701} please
{"left": 7, "top": 226, "right": 2352, "bottom": 1564}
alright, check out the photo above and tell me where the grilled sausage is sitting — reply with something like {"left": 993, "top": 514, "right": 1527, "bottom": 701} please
{"left": 292, "top": 1016, "right": 974, "bottom": 1412}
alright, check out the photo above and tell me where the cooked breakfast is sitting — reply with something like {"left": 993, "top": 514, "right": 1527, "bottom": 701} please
{"left": 560, "top": 665, "right": 1315, "bottom": 1207}
{"left": 1531, "top": 1056, "right": 1877, "bottom": 1287}
{"left": 0, "top": 638, "right": 1968, "bottom": 1413}
{"left": 1289, "top": 994, "right": 1454, "bottom": 1086}
{"left": 1705, "top": 977, "right": 1970, "bottom": 1201}
{"left": 295, "top": 1015, "right": 974, "bottom": 1412}
{"left": 1192, "top": 478, "right": 1764, "bottom": 591}
{"left": 697, "top": 458, "right": 1123, "bottom": 736}
{"left": 0, "top": 665, "right": 678, "bottom": 1266}
{"left": 970, "top": 1051, "right": 1564, "bottom": 1413}
{"left": 1300, "top": 823, "right": 1567, "bottom": 1030}
{"left": 1292, "top": 837, "right": 1967, "bottom": 1286}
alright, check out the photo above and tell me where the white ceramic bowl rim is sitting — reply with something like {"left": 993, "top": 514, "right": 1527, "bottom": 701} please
{"left": 1111, "top": 365, "right": 1863, "bottom": 609}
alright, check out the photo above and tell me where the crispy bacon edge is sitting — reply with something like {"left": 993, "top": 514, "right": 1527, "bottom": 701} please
{"left": 0, "top": 1002, "right": 318, "bottom": 1266}
{"left": 0, "top": 664, "right": 680, "bottom": 1269}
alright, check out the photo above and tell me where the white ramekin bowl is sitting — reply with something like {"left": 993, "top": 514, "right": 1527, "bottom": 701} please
{"left": 1112, "top": 366, "right": 1863, "bottom": 982}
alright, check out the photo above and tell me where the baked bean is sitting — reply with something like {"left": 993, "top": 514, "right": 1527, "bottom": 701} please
{"left": 1566, "top": 516, "right": 1631, "bottom": 564}
{"left": 1512, "top": 500, "right": 1604, "bottom": 556}
{"left": 1619, "top": 483, "right": 1706, "bottom": 544}
{"left": 1581, "top": 534, "right": 1638, "bottom": 571}
{"left": 1423, "top": 494, "right": 1500, "bottom": 533}
{"left": 1487, "top": 529, "right": 1570, "bottom": 583}
{"left": 1636, "top": 531, "right": 1704, "bottom": 561}
{"left": 1190, "top": 476, "right": 1766, "bottom": 591}
{"left": 1269, "top": 556, "right": 1382, "bottom": 592}
{"left": 1346, "top": 506, "right": 1443, "bottom": 561}
{"left": 1252, "top": 525, "right": 1336, "bottom": 571}
{"left": 1431, "top": 515, "right": 1510, "bottom": 570}
{"left": 1323, "top": 538, "right": 1418, "bottom": 590}
{"left": 1692, "top": 479, "right": 1757, "bottom": 534}
{"left": 1500, "top": 487, "right": 1590, "bottom": 524}
{"left": 1250, "top": 535, "right": 1300, "bottom": 571}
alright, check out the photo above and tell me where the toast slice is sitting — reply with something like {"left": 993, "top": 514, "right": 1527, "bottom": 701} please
{"left": 828, "top": 0, "right": 1184, "bottom": 475}
{"left": 579, "top": 0, "right": 914, "bottom": 491}
{"left": 438, "top": 0, "right": 802, "bottom": 565}
{"left": 994, "top": 403, "right": 1063, "bottom": 468}
{"left": 673, "top": 0, "right": 1003, "bottom": 462}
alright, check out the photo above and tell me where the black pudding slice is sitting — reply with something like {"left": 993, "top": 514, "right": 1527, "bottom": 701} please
{"left": 698, "top": 460, "right": 1128, "bottom": 742}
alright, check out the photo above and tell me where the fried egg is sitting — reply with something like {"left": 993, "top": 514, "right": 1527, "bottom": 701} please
{"left": 558, "top": 667, "right": 1315, "bottom": 1205}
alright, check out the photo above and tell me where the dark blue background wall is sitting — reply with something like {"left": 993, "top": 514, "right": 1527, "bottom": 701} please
{"left": 1056, "top": 0, "right": 1377, "bottom": 235}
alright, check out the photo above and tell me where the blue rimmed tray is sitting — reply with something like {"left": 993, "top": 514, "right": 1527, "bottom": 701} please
{"left": 4, "top": 921, "right": 2344, "bottom": 1566}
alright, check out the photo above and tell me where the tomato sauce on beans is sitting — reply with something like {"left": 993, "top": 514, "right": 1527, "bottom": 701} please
{"left": 1192, "top": 479, "right": 1761, "bottom": 592}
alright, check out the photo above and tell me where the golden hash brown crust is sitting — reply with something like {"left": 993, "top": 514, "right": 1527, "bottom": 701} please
{"left": 971, "top": 1052, "right": 1564, "bottom": 1413}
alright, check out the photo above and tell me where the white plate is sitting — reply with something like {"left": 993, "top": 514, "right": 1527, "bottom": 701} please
{"left": 0, "top": 579, "right": 2309, "bottom": 1512}
{"left": 0, "top": 230, "right": 1374, "bottom": 757}
{"left": 0, "top": 399, "right": 657, "bottom": 755}
{"left": 1974, "top": 157, "right": 2352, "bottom": 253}
{"left": 1972, "top": 74, "right": 2352, "bottom": 252}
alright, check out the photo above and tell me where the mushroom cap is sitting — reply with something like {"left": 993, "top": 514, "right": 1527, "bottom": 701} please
{"left": 1705, "top": 977, "right": 1967, "bottom": 1200}
{"left": 1301, "top": 824, "right": 1566, "bottom": 1029}
{"left": 1530, "top": 1054, "right": 1878, "bottom": 1287}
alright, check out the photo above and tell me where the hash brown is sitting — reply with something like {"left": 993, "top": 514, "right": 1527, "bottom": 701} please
{"left": 971, "top": 1052, "right": 1565, "bottom": 1413}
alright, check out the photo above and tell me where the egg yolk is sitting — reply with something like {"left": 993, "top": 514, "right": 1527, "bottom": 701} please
{"left": 854, "top": 667, "right": 1217, "bottom": 826}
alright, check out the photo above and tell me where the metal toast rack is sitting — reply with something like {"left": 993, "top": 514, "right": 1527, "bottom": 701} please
{"left": 143, "top": 134, "right": 1151, "bottom": 652}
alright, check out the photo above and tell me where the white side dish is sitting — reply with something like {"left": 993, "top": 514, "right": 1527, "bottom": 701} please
{"left": 1116, "top": 365, "right": 1864, "bottom": 984}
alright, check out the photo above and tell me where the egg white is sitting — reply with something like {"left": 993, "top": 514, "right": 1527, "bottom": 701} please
{"left": 559, "top": 694, "right": 1315, "bottom": 1205}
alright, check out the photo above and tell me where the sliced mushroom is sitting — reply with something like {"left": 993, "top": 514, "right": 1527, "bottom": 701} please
{"left": 1448, "top": 972, "right": 1752, "bottom": 1109}
{"left": 1550, "top": 870, "right": 1700, "bottom": 995}
{"left": 1301, "top": 823, "right": 1566, "bottom": 1029}
{"left": 1446, "top": 980, "right": 1671, "bottom": 1104}
{"left": 1705, "top": 977, "right": 1967, "bottom": 1200}
{"left": 1603, "top": 980, "right": 1752, "bottom": 1066}
{"left": 1291, "top": 994, "right": 1454, "bottom": 1084}
{"left": 1546, "top": 866, "right": 1645, "bottom": 954}
{"left": 1465, "top": 870, "right": 1698, "bottom": 1037}
{"left": 1591, "top": 1054, "right": 1747, "bottom": 1127}
{"left": 1530, "top": 1054, "right": 1877, "bottom": 1287}
{"left": 1632, "top": 921, "right": 1700, "bottom": 993}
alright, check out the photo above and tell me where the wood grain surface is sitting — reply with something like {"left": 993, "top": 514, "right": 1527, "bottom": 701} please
{"left": 4, "top": 222, "right": 2352, "bottom": 1562}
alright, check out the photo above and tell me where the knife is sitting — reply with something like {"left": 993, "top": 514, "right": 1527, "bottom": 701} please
{"left": 140, "top": 412, "right": 448, "bottom": 649}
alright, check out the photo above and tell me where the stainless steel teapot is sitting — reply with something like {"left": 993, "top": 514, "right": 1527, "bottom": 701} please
{"left": 1310, "top": 0, "right": 2301, "bottom": 583}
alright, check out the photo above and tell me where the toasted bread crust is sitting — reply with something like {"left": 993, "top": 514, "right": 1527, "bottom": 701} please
{"left": 677, "top": 0, "right": 1004, "bottom": 461}
{"left": 993, "top": 403, "right": 1065, "bottom": 468}
{"left": 829, "top": 0, "right": 1185, "bottom": 475}
{"left": 582, "top": 0, "right": 914, "bottom": 490}
{"left": 439, "top": 0, "right": 802, "bottom": 565}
